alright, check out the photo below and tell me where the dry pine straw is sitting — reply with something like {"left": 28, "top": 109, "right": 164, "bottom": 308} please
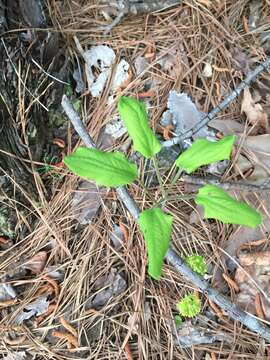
{"left": 1, "top": 0, "right": 270, "bottom": 359}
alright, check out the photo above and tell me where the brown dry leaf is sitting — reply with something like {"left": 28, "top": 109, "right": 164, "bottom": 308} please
{"left": 225, "top": 193, "right": 270, "bottom": 266}
{"left": 234, "top": 251, "right": 270, "bottom": 320}
{"left": 241, "top": 88, "right": 269, "bottom": 133}
{"left": 234, "top": 134, "right": 270, "bottom": 185}
{"left": 23, "top": 251, "right": 47, "bottom": 274}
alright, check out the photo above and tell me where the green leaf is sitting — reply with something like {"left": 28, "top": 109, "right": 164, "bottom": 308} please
{"left": 185, "top": 255, "right": 207, "bottom": 276}
{"left": 174, "top": 315, "right": 183, "bottom": 327}
{"left": 64, "top": 147, "right": 138, "bottom": 187}
{"left": 177, "top": 293, "right": 201, "bottom": 318}
{"left": 175, "top": 135, "right": 236, "bottom": 174}
{"left": 139, "top": 208, "right": 173, "bottom": 279}
{"left": 195, "top": 184, "right": 262, "bottom": 228}
{"left": 118, "top": 96, "right": 161, "bottom": 158}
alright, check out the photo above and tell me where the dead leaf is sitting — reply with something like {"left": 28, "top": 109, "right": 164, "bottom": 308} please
{"left": 160, "top": 90, "right": 211, "bottom": 139}
{"left": 86, "top": 268, "right": 127, "bottom": 309}
{"left": 231, "top": 48, "right": 250, "bottom": 74}
{"left": 71, "top": 181, "right": 105, "bottom": 225}
{"left": 234, "top": 134, "right": 270, "bottom": 185}
{"left": 241, "top": 88, "right": 269, "bottom": 133}
{"left": 2, "top": 352, "right": 27, "bottom": 360}
{"left": 0, "top": 283, "right": 17, "bottom": 301}
{"left": 74, "top": 39, "right": 130, "bottom": 97}
{"left": 23, "top": 251, "right": 47, "bottom": 274}
{"left": 225, "top": 193, "right": 270, "bottom": 268}
{"left": 14, "top": 295, "right": 50, "bottom": 324}
{"left": 234, "top": 251, "right": 270, "bottom": 320}
{"left": 173, "top": 320, "right": 232, "bottom": 348}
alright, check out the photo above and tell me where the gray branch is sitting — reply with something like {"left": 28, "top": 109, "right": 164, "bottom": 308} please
{"left": 162, "top": 56, "right": 270, "bottom": 147}
{"left": 182, "top": 175, "right": 270, "bottom": 193}
{"left": 61, "top": 95, "right": 270, "bottom": 343}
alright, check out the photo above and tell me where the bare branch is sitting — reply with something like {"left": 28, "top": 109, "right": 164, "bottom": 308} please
{"left": 182, "top": 175, "right": 270, "bottom": 193}
{"left": 62, "top": 95, "right": 270, "bottom": 343}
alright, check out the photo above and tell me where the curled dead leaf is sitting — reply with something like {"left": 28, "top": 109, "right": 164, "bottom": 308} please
{"left": 23, "top": 251, "right": 47, "bottom": 274}
{"left": 234, "top": 251, "right": 270, "bottom": 320}
{"left": 241, "top": 88, "right": 269, "bottom": 133}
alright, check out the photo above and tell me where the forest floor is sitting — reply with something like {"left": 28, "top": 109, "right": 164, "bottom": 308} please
{"left": 1, "top": 0, "right": 270, "bottom": 359}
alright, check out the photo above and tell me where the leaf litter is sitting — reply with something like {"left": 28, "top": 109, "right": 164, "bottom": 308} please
{"left": 3, "top": 0, "right": 270, "bottom": 358}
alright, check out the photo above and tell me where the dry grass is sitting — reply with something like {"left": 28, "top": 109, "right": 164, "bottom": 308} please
{"left": 1, "top": 0, "right": 270, "bottom": 358}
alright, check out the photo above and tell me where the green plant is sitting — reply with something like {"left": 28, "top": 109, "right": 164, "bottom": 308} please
{"left": 64, "top": 96, "right": 262, "bottom": 279}
{"left": 177, "top": 293, "right": 201, "bottom": 317}
{"left": 185, "top": 254, "right": 207, "bottom": 276}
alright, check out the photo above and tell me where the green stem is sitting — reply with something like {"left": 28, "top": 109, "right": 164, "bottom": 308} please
{"left": 152, "top": 155, "right": 166, "bottom": 201}
{"left": 156, "top": 194, "right": 195, "bottom": 207}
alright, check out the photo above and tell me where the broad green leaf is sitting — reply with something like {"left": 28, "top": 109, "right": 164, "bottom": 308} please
{"left": 118, "top": 96, "right": 161, "bottom": 158}
{"left": 64, "top": 147, "right": 137, "bottom": 187}
{"left": 175, "top": 135, "right": 236, "bottom": 174}
{"left": 195, "top": 184, "right": 262, "bottom": 228}
{"left": 139, "top": 208, "right": 173, "bottom": 279}
{"left": 177, "top": 294, "right": 201, "bottom": 318}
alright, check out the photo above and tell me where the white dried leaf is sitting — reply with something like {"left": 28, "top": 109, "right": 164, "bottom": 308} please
{"left": 112, "top": 59, "right": 130, "bottom": 90}
{"left": 71, "top": 181, "right": 105, "bottom": 225}
{"left": 161, "top": 90, "right": 210, "bottom": 138}
{"left": 81, "top": 45, "right": 130, "bottom": 97}
{"left": 104, "top": 117, "right": 127, "bottom": 139}
{"left": 0, "top": 283, "right": 16, "bottom": 301}
{"left": 15, "top": 296, "right": 50, "bottom": 324}
{"left": 134, "top": 56, "right": 149, "bottom": 76}
{"left": 3, "top": 352, "right": 27, "bottom": 360}
{"left": 202, "top": 63, "right": 212, "bottom": 78}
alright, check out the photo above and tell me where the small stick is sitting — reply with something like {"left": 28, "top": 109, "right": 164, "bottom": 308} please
{"left": 181, "top": 175, "right": 270, "bottom": 193}
{"left": 162, "top": 57, "right": 270, "bottom": 147}
{"left": 62, "top": 95, "right": 270, "bottom": 342}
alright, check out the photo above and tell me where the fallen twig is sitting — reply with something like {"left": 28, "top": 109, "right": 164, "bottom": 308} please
{"left": 162, "top": 57, "right": 270, "bottom": 147}
{"left": 62, "top": 95, "right": 270, "bottom": 342}
{"left": 182, "top": 175, "right": 270, "bottom": 193}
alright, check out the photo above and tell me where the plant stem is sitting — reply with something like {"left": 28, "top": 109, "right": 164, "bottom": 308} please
{"left": 62, "top": 94, "right": 270, "bottom": 343}
{"left": 152, "top": 155, "right": 166, "bottom": 201}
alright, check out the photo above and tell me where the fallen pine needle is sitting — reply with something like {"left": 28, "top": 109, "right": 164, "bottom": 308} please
{"left": 212, "top": 64, "right": 231, "bottom": 72}
{"left": 211, "top": 352, "right": 217, "bottom": 360}
{"left": 163, "top": 124, "right": 175, "bottom": 140}
{"left": 0, "top": 299, "right": 18, "bottom": 307}
{"left": 124, "top": 342, "right": 133, "bottom": 360}
{"left": 255, "top": 293, "right": 265, "bottom": 320}
{"left": 42, "top": 275, "right": 60, "bottom": 297}
{"left": 222, "top": 273, "right": 240, "bottom": 293}
{"left": 60, "top": 316, "right": 78, "bottom": 338}
{"left": 35, "top": 304, "right": 57, "bottom": 326}
{"left": 119, "top": 222, "right": 129, "bottom": 243}
{"left": 137, "top": 90, "right": 155, "bottom": 98}
{"left": 52, "top": 330, "right": 78, "bottom": 349}
{"left": 208, "top": 298, "right": 224, "bottom": 318}
{"left": 4, "top": 334, "right": 26, "bottom": 345}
